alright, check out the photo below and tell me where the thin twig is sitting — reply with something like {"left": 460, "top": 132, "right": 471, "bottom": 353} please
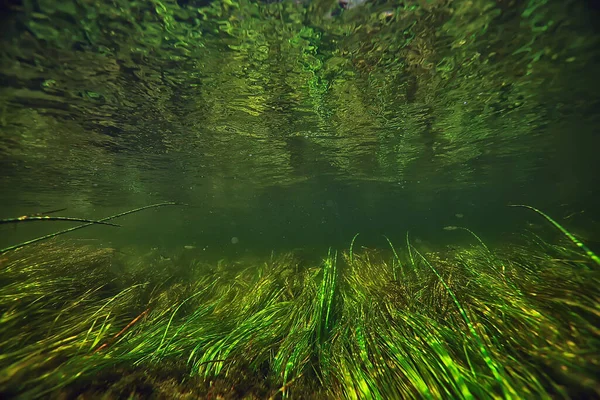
{"left": 33, "top": 208, "right": 67, "bottom": 216}
{"left": 94, "top": 308, "right": 150, "bottom": 353}
{"left": 0, "top": 216, "right": 120, "bottom": 226}
{"left": 0, "top": 202, "right": 181, "bottom": 254}
{"left": 269, "top": 373, "right": 303, "bottom": 400}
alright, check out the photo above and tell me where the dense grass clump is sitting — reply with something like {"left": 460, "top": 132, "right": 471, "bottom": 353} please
{"left": 0, "top": 227, "right": 598, "bottom": 399}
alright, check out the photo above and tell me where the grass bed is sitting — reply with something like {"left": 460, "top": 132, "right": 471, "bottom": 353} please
{"left": 0, "top": 226, "right": 598, "bottom": 399}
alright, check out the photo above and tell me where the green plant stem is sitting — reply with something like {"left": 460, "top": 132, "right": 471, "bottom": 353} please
{"left": 510, "top": 204, "right": 600, "bottom": 267}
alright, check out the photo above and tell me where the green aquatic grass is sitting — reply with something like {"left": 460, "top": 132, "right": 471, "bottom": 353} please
{"left": 0, "top": 218, "right": 598, "bottom": 398}
{"left": 510, "top": 204, "right": 600, "bottom": 267}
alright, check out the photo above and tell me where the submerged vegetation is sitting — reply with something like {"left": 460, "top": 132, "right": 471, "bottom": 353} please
{"left": 1, "top": 212, "right": 598, "bottom": 398}
{"left": 0, "top": 0, "right": 598, "bottom": 398}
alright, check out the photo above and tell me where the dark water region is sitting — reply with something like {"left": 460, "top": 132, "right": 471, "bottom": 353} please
{"left": 2, "top": 150, "right": 599, "bottom": 258}
{"left": 1, "top": 0, "right": 600, "bottom": 398}
{"left": 2, "top": 171, "right": 600, "bottom": 259}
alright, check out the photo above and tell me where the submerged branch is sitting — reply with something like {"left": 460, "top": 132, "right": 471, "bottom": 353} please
{"left": 0, "top": 202, "right": 182, "bottom": 254}
{"left": 0, "top": 216, "right": 120, "bottom": 226}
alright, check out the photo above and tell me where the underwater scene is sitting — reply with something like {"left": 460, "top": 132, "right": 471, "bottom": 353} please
{"left": 0, "top": 0, "right": 599, "bottom": 398}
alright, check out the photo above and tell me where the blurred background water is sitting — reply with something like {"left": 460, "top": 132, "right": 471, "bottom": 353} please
{"left": 1, "top": 0, "right": 599, "bottom": 257}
